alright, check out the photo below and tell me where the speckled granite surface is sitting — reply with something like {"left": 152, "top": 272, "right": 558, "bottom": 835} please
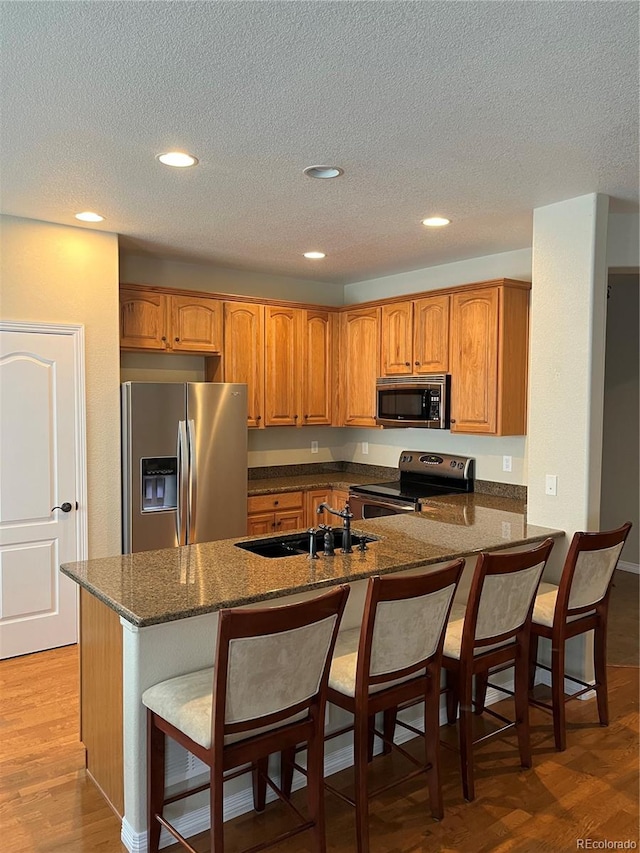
{"left": 61, "top": 494, "right": 561, "bottom": 628}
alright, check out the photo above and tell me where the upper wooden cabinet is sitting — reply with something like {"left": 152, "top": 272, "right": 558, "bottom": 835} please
{"left": 223, "top": 302, "right": 265, "bottom": 429}
{"left": 339, "top": 307, "right": 381, "bottom": 427}
{"left": 170, "top": 295, "right": 222, "bottom": 353}
{"left": 264, "top": 307, "right": 334, "bottom": 427}
{"left": 381, "top": 294, "right": 449, "bottom": 376}
{"left": 120, "top": 288, "right": 167, "bottom": 350}
{"left": 449, "top": 283, "right": 529, "bottom": 435}
{"left": 119, "top": 288, "right": 222, "bottom": 353}
{"left": 301, "top": 310, "right": 333, "bottom": 426}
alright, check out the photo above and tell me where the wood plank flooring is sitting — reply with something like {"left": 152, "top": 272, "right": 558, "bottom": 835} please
{"left": 1, "top": 570, "right": 637, "bottom": 853}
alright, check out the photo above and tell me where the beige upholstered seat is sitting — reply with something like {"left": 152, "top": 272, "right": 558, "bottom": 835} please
{"left": 529, "top": 523, "right": 632, "bottom": 751}
{"left": 143, "top": 585, "right": 349, "bottom": 853}
{"left": 443, "top": 538, "right": 554, "bottom": 803}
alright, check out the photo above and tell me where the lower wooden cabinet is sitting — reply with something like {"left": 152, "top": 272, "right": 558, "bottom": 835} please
{"left": 247, "top": 492, "right": 305, "bottom": 535}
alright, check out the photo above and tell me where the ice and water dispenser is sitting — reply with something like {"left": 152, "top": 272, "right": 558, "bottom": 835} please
{"left": 141, "top": 458, "right": 178, "bottom": 512}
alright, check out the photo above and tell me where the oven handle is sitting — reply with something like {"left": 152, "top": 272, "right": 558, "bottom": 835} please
{"left": 349, "top": 495, "right": 417, "bottom": 514}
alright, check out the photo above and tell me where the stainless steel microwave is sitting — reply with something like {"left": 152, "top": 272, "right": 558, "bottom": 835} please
{"left": 376, "top": 374, "right": 450, "bottom": 428}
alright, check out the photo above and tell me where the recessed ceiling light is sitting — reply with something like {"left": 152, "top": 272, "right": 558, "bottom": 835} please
{"left": 303, "top": 251, "right": 326, "bottom": 259}
{"left": 75, "top": 211, "right": 104, "bottom": 222}
{"left": 157, "top": 151, "right": 198, "bottom": 168}
{"left": 303, "top": 165, "right": 344, "bottom": 179}
{"left": 422, "top": 216, "right": 451, "bottom": 227}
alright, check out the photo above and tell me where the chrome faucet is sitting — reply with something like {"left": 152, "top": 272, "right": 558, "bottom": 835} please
{"left": 316, "top": 501, "right": 354, "bottom": 554}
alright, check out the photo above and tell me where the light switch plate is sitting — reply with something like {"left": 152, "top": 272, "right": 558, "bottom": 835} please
{"left": 311, "top": 441, "right": 318, "bottom": 454}
{"left": 362, "top": 442, "right": 369, "bottom": 455}
{"left": 503, "top": 455, "right": 512, "bottom": 472}
{"left": 545, "top": 474, "right": 558, "bottom": 496}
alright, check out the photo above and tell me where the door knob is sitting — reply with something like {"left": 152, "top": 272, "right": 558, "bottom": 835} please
{"left": 51, "top": 502, "right": 75, "bottom": 513}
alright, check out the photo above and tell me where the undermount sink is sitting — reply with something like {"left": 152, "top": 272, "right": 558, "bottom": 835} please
{"left": 235, "top": 529, "right": 379, "bottom": 558}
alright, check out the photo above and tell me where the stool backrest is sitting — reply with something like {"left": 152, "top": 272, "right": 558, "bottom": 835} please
{"left": 357, "top": 560, "right": 465, "bottom": 693}
{"left": 213, "top": 585, "right": 349, "bottom": 743}
{"left": 463, "top": 538, "right": 554, "bottom": 653}
{"left": 558, "top": 522, "right": 632, "bottom": 616}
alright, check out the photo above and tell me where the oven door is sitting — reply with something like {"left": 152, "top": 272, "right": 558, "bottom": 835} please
{"left": 348, "top": 493, "right": 417, "bottom": 520}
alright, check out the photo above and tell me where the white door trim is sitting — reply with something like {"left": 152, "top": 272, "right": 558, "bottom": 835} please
{"left": 0, "top": 321, "right": 88, "bottom": 571}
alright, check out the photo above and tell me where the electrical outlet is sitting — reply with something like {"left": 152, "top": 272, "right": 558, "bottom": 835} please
{"left": 545, "top": 474, "right": 558, "bottom": 496}
{"left": 311, "top": 441, "right": 318, "bottom": 454}
{"left": 362, "top": 442, "right": 369, "bottom": 455}
{"left": 501, "top": 521, "right": 512, "bottom": 539}
{"left": 502, "top": 455, "right": 512, "bottom": 472}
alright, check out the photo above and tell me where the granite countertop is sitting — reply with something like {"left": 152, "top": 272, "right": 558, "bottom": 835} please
{"left": 247, "top": 473, "right": 379, "bottom": 496}
{"left": 61, "top": 493, "right": 562, "bottom": 628}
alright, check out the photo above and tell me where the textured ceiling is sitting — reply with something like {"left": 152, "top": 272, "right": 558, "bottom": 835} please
{"left": 1, "top": 1, "right": 638, "bottom": 285}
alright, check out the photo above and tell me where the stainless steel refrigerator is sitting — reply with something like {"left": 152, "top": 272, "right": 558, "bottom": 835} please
{"left": 121, "top": 382, "right": 248, "bottom": 554}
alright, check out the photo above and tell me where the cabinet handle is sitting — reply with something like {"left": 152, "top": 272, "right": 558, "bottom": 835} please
{"left": 274, "top": 500, "right": 279, "bottom": 506}
{"left": 294, "top": 414, "right": 298, "bottom": 421}
{"left": 276, "top": 520, "right": 281, "bottom": 526}
{"left": 415, "top": 361, "right": 420, "bottom": 366}
{"left": 405, "top": 362, "right": 410, "bottom": 367}
{"left": 450, "top": 419, "right": 456, "bottom": 424}
{"left": 175, "top": 337, "right": 180, "bottom": 342}
{"left": 256, "top": 415, "right": 261, "bottom": 421}
{"left": 161, "top": 336, "right": 167, "bottom": 342}
{"left": 304, "top": 414, "right": 308, "bottom": 419}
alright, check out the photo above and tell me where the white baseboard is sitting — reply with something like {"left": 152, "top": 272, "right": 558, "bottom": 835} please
{"left": 120, "top": 678, "right": 514, "bottom": 852}
{"left": 535, "top": 668, "right": 595, "bottom": 701}
{"left": 617, "top": 560, "right": 639, "bottom": 575}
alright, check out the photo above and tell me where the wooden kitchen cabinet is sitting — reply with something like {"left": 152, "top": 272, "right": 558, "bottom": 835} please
{"left": 119, "top": 288, "right": 167, "bottom": 350}
{"left": 339, "top": 307, "right": 381, "bottom": 427}
{"left": 331, "top": 488, "right": 350, "bottom": 509}
{"left": 305, "top": 488, "right": 332, "bottom": 526}
{"left": 264, "top": 307, "right": 334, "bottom": 427}
{"left": 381, "top": 294, "right": 449, "bottom": 376}
{"left": 170, "top": 295, "right": 222, "bottom": 353}
{"left": 120, "top": 288, "right": 222, "bottom": 353}
{"left": 247, "top": 491, "right": 305, "bottom": 534}
{"left": 449, "top": 283, "right": 529, "bottom": 435}
{"left": 224, "top": 302, "right": 265, "bottom": 428}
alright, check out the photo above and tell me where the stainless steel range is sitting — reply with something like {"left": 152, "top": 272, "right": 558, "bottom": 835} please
{"left": 348, "top": 450, "right": 475, "bottom": 520}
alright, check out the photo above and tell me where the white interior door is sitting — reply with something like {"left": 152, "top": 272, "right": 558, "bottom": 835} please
{"left": 0, "top": 324, "right": 86, "bottom": 659}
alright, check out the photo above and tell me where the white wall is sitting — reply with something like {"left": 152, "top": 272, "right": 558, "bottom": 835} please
{"left": 1, "top": 215, "right": 121, "bottom": 559}
{"left": 120, "top": 253, "right": 344, "bottom": 306}
{"left": 343, "top": 248, "right": 532, "bottom": 303}
{"left": 607, "top": 213, "right": 640, "bottom": 268}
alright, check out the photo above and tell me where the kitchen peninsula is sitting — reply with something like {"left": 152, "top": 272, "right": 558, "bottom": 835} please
{"left": 61, "top": 496, "right": 562, "bottom": 853}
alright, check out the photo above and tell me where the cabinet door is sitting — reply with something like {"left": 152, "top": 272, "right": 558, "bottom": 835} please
{"left": 119, "top": 289, "right": 167, "bottom": 350}
{"left": 224, "top": 302, "right": 264, "bottom": 429}
{"left": 381, "top": 302, "right": 413, "bottom": 375}
{"left": 305, "top": 489, "right": 332, "bottom": 526}
{"left": 170, "top": 296, "right": 222, "bottom": 353}
{"left": 274, "top": 509, "right": 305, "bottom": 532}
{"left": 247, "top": 513, "right": 276, "bottom": 536}
{"left": 340, "top": 308, "right": 381, "bottom": 427}
{"left": 301, "top": 310, "right": 333, "bottom": 426}
{"left": 413, "top": 294, "right": 450, "bottom": 374}
{"left": 450, "top": 288, "right": 498, "bottom": 434}
{"left": 265, "top": 306, "right": 301, "bottom": 427}
{"left": 331, "top": 488, "right": 350, "bottom": 509}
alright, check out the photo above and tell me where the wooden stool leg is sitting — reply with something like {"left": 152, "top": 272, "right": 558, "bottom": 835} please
{"left": 252, "top": 756, "right": 268, "bottom": 812}
{"left": 594, "top": 620, "right": 609, "bottom": 726}
{"left": 551, "top": 640, "right": 567, "bottom": 751}
{"left": 280, "top": 746, "right": 296, "bottom": 798}
{"left": 210, "top": 762, "right": 225, "bottom": 853}
{"left": 474, "top": 671, "right": 488, "bottom": 715}
{"left": 458, "top": 667, "right": 475, "bottom": 802}
{"left": 353, "top": 711, "right": 371, "bottom": 853}
{"left": 147, "top": 712, "right": 165, "bottom": 853}
{"left": 367, "top": 714, "right": 375, "bottom": 762}
{"left": 382, "top": 708, "right": 397, "bottom": 755}
{"left": 514, "top": 645, "right": 532, "bottom": 769}
{"left": 424, "top": 675, "right": 444, "bottom": 820}
{"left": 528, "top": 633, "right": 539, "bottom": 692}
{"left": 306, "top": 732, "right": 327, "bottom": 853}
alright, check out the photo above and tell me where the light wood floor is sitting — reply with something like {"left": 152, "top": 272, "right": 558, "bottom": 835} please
{"left": 1, "top": 570, "right": 637, "bottom": 853}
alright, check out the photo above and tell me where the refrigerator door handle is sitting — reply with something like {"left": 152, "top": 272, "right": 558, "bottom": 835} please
{"left": 177, "top": 420, "right": 189, "bottom": 546}
{"left": 186, "top": 418, "right": 197, "bottom": 544}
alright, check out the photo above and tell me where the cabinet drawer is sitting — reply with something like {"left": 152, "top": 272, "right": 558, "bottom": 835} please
{"left": 248, "top": 491, "right": 304, "bottom": 513}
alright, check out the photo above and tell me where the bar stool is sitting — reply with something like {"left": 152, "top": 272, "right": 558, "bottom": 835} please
{"left": 142, "top": 584, "right": 349, "bottom": 853}
{"left": 282, "top": 560, "right": 464, "bottom": 853}
{"left": 442, "top": 538, "right": 554, "bottom": 802}
{"left": 528, "top": 522, "right": 632, "bottom": 751}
